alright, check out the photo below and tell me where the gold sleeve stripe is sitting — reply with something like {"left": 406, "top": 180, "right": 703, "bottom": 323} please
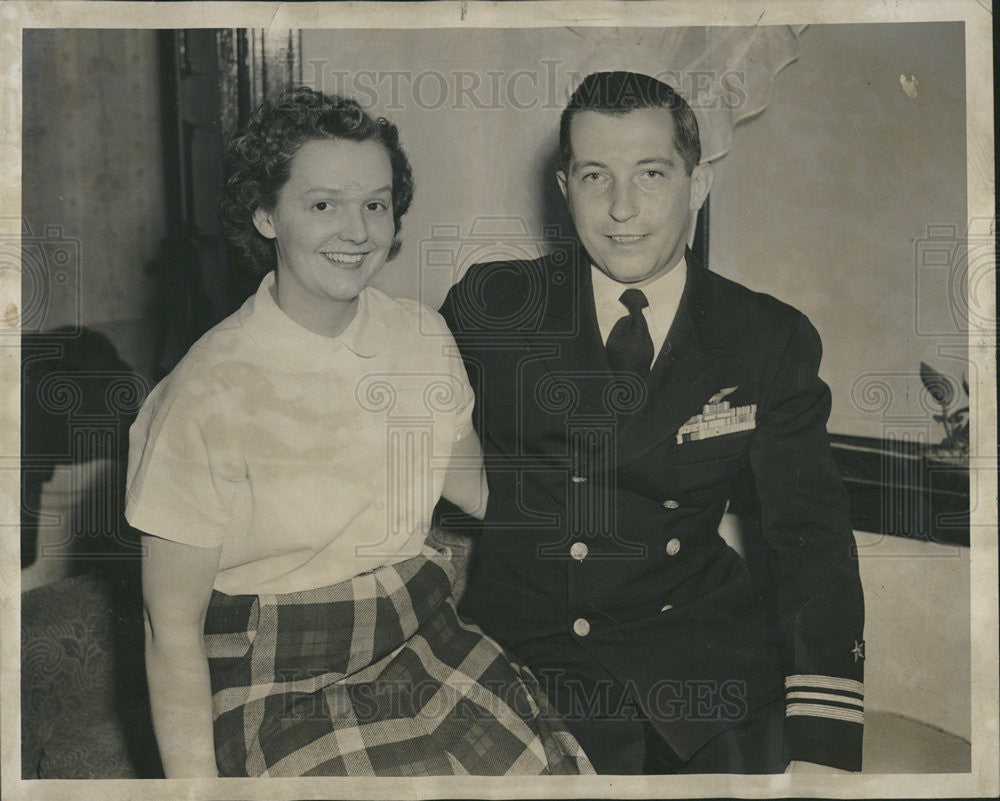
{"left": 785, "top": 674, "right": 864, "bottom": 696}
{"left": 786, "top": 703, "right": 864, "bottom": 724}
{"left": 786, "top": 690, "right": 864, "bottom": 708}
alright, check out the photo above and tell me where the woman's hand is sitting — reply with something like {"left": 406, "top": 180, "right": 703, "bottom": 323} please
{"left": 142, "top": 534, "right": 223, "bottom": 777}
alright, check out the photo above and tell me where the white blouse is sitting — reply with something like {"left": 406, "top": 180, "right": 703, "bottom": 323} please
{"left": 126, "top": 272, "right": 474, "bottom": 595}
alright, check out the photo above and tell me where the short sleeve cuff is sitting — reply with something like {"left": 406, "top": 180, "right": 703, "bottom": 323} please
{"left": 125, "top": 494, "right": 226, "bottom": 550}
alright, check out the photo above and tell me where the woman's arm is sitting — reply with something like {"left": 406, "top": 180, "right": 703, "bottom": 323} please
{"left": 440, "top": 429, "right": 488, "bottom": 520}
{"left": 141, "top": 534, "right": 223, "bottom": 777}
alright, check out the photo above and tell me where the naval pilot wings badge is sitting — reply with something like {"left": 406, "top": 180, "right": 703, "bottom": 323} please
{"left": 675, "top": 387, "right": 756, "bottom": 444}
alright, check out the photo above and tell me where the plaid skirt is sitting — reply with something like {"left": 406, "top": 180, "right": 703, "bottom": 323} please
{"left": 204, "top": 548, "right": 594, "bottom": 776}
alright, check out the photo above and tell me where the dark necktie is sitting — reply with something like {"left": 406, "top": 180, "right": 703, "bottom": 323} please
{"left": 605, "top": 288, "right": 654, "bottom": 377}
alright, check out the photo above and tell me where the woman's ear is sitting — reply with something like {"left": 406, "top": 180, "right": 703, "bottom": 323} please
{"left": 252, "top": 207, "right": 277, "bottom": 239}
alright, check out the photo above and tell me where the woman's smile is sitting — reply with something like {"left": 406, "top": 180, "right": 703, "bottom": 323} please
{"left": 321, "top": 250, "right": 368, "bottom": 265}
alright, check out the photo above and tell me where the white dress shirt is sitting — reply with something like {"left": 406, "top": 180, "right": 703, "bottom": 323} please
{"left": 591, "top": 256, "right": 688, "bottom": 365}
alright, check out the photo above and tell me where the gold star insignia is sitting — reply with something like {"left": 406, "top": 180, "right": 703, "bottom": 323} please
{"left": 851, "top": 640, "right": 866, "bottom": 662}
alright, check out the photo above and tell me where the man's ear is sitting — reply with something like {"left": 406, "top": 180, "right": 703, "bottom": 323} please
{"left": 688, "top": 162, "right": 714, "bottom": 212}
{"left": 252, "top": 207, "right": 277, "bottom": 239}
{"left": 556, "top": 169, "right": 568, "bottom": 203}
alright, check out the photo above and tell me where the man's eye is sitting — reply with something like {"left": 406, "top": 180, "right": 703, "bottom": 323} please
{"left": 644, "top": 170, "right": 664, "bottom": 179}
{"left": 313, "top": 201, "right": 330, "bottom": 211}
{"left": 366, "top": 201, "right": 387, "bottom": 212}
{"left": 582, "top": 172, "right": 604, "bottom": 182}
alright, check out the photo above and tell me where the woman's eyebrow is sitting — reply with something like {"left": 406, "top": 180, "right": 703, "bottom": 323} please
{"left": 303, "top": 185, "right": 392, "bottom": 194}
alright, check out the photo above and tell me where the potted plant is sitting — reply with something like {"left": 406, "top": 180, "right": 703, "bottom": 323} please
{"left": 919, "top": 362, "right": 970, "bottom": 465}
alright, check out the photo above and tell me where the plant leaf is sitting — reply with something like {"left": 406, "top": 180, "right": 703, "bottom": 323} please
{"left": 920, "top": 362, "right": 955, "bottom": 407}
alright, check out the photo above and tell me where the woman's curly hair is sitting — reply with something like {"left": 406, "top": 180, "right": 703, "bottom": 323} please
{"left": 220, "top": 86, "right": 415, "bottom": 277}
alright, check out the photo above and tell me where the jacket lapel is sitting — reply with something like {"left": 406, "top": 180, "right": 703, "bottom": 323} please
{"left": 519, "top": 246, "right": 740, "bottom": 471}
{"left": 524, "top": 246, "right": 611, "bottom": 418}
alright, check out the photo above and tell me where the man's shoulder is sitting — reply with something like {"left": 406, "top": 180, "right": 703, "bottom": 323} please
{"left": 456, "top": 249, "right": 569, "bottom": 291}
{"left": 703, "top": 266, "right": 805, "bottom": 330}
{"left": 442, "top": 248, "right": 577, "bottom": 330}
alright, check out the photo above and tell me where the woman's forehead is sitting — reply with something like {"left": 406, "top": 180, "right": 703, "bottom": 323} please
{"left": 285, "top": 138, "right": 393, "bottom": 193}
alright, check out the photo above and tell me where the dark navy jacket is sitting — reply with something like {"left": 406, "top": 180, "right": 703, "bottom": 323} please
{"left": 439, "top": 246, "right": 865, "bottom": 770}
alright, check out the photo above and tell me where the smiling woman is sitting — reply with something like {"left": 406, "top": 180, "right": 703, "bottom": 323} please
{"left": 250, "top": 138, "right": 397, "bottom": 337}
{"left": 125, "top": 87, "right": 594, "bottom": 778}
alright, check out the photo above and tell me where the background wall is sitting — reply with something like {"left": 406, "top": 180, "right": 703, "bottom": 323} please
{"left": 709, "top": 23, "right": 967, "bottom": 438}
{"left": 706, "top": 29, "right": 971, "bottom": 744}
{"left": 22, "top": 28, "right": 166, "bottom": 381}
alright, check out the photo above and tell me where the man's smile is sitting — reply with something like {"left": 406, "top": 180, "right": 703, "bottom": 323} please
{"left": 607, "top": 234, "right": 648, "bottom": 244}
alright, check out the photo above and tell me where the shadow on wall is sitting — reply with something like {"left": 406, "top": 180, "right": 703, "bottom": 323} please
{"left": 21, "top": 327, "right": 162, "bottom": 778}
{"left": 21, "top": 327, "right": 144, "bottom": 572}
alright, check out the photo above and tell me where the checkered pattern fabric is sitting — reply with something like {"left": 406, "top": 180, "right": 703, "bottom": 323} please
{"left": 204, "top": 550, "right": 594, "bottom": 776}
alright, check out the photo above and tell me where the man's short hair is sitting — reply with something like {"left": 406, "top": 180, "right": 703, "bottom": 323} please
{"left": 559, "top": 71, "right": 701, "bottom": 175}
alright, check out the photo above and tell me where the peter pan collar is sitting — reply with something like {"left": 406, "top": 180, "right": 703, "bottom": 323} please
{"left": 238, "top": 272, "right": 381, "bottom": 372}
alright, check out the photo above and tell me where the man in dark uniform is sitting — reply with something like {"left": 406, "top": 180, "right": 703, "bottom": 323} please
{"left": 439, "top": 71, "right": 865, "bottom": 774}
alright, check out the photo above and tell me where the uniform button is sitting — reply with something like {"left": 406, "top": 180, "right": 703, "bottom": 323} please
{"left": 661, "top": 499, "right": 680, "bottom": 510}
{"left": 573, "top": 617, "right": 591, "bottom": 637}
{"left": 571, "top": 475, "right": 588, "bottom": 484}
{"left": 570, "top": 542, "right": 589, "bottom": 561}
{"left": 666, "top": 538, "right": 682, "bottom": 556}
